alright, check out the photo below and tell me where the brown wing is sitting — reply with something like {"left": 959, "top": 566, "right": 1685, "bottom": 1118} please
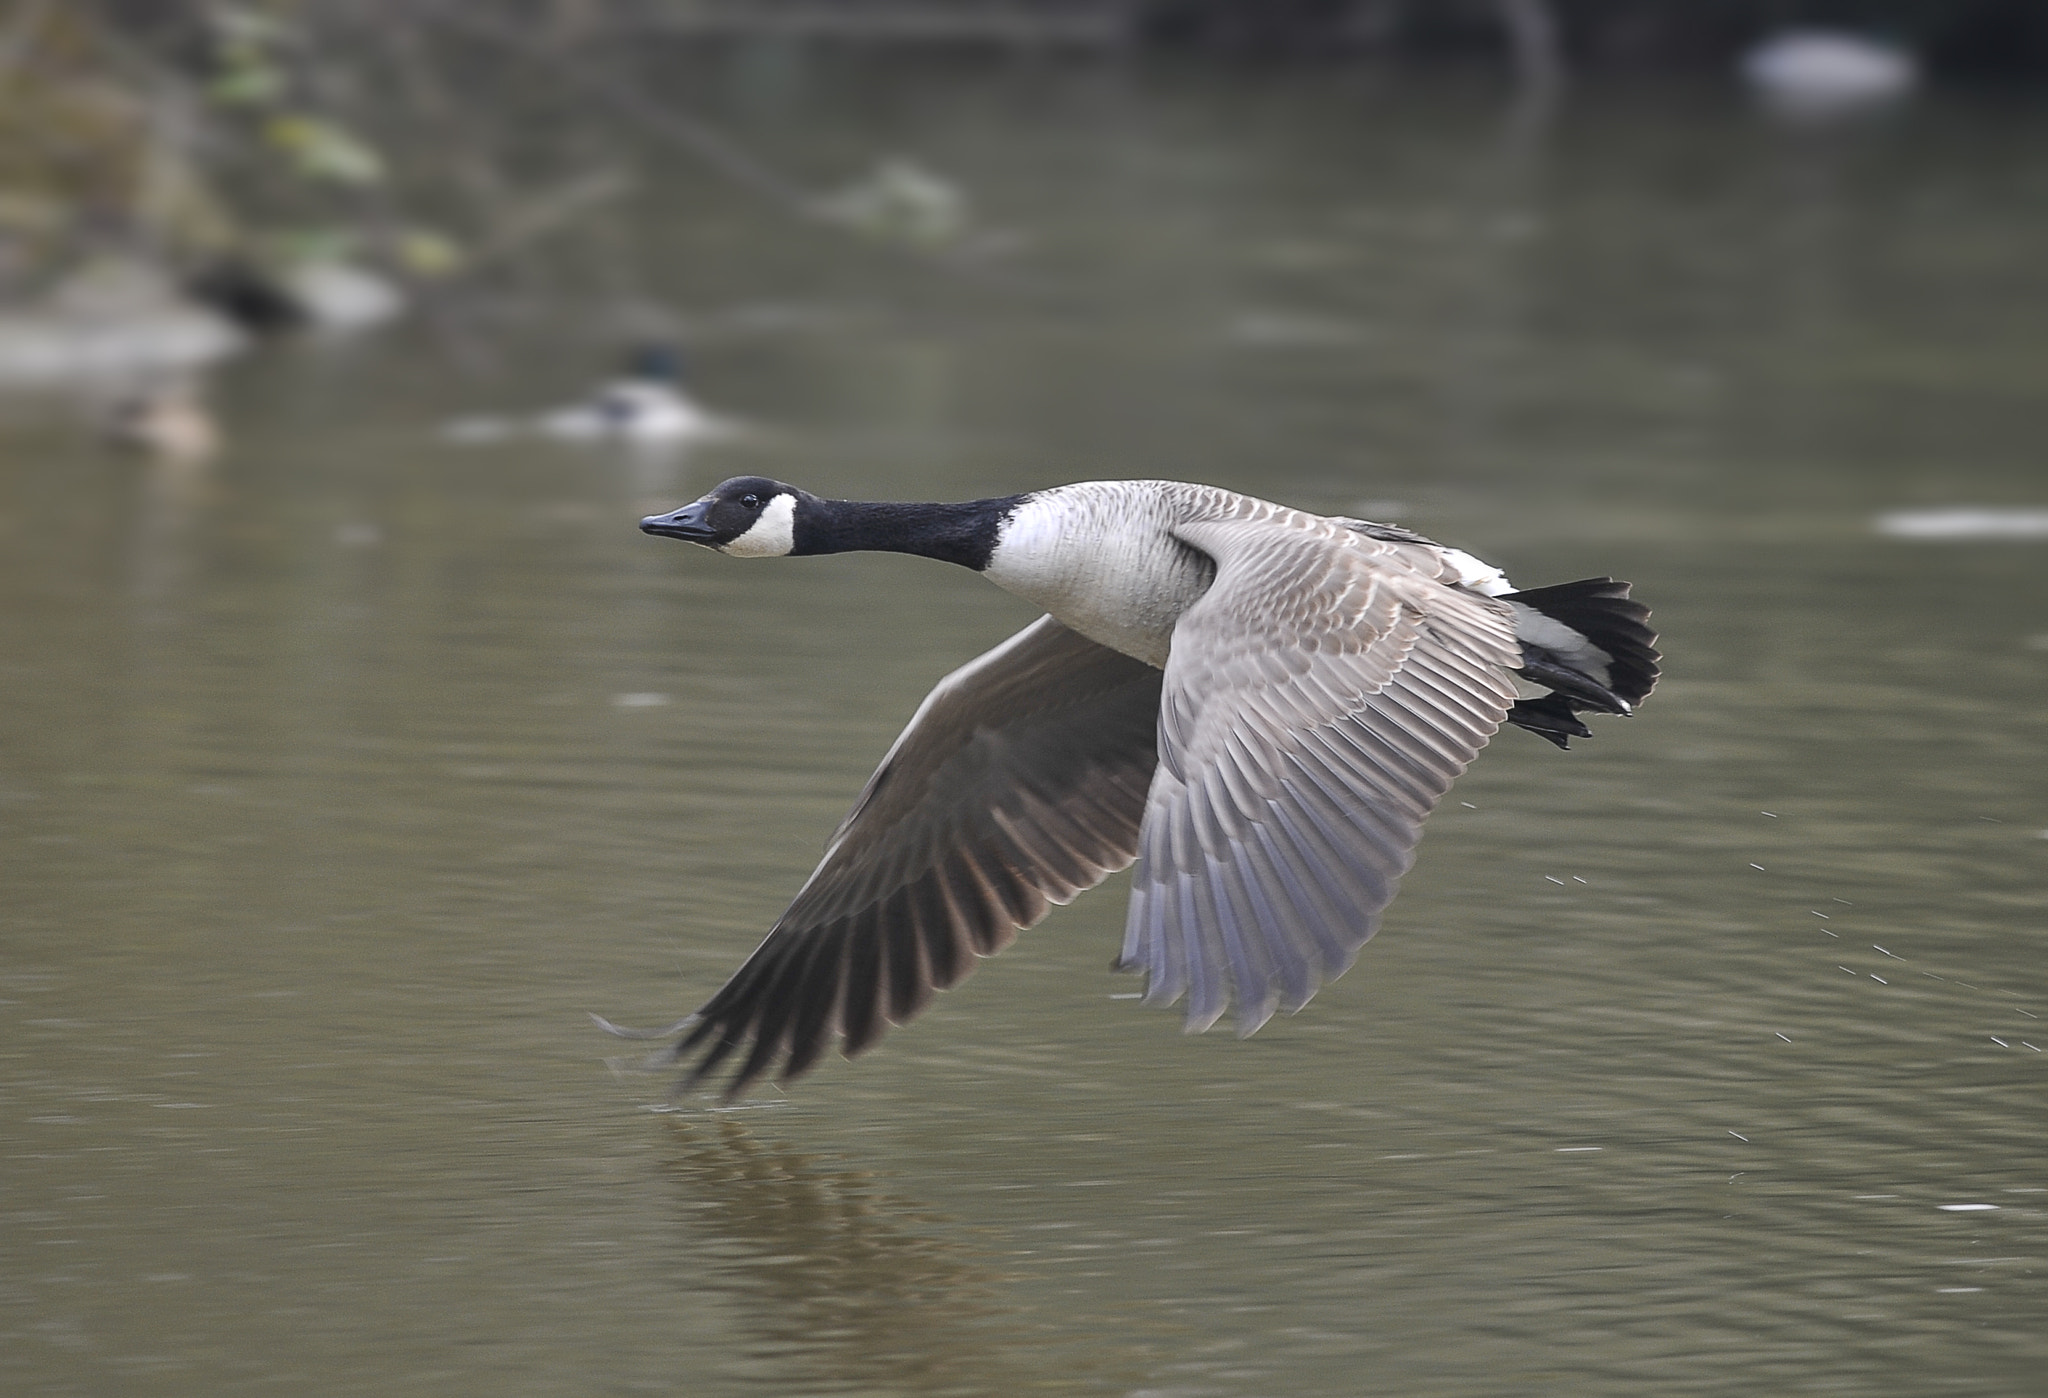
{"left": 1120, "top": 516, "right": 1520, "bottom": 1034}
{"left": 637, "top": 615, "right": 1163, "bottom": 1097}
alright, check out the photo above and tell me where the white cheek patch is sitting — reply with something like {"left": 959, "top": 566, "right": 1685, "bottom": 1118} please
{"left": 719, "top": 493, "right": 796, "bottom": 557}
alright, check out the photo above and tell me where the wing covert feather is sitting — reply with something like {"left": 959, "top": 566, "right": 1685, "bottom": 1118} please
{"left": 1122, "top": 515, "right": 1520, "bottom": 1034}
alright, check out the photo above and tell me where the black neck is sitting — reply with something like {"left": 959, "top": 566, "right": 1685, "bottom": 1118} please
{"left": 793, "top": 496, "right": 1024, "bottom": 571}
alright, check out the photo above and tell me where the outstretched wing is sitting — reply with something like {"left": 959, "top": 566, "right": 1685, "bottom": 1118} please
{"left": 1120, "top": 516, "right": 1521, "bottom": 1034}
{"left": 638, "top": 615, "right": 1163, "bottom": 1097}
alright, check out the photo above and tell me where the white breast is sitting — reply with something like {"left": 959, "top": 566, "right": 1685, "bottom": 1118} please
{"left": 984, "top": 485, "right": 1212, "bottom": 668}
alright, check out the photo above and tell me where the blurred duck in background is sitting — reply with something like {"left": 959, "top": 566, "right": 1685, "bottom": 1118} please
{"left": 1741, "top": 30, "right": 1920, "bottom": 118}
{"left": 442, "top": 344, "right": 732, "bottom": 447}
{"left": 104, "top": 378, "right": 220, "bottom": 463}
{"left": 539, "top": 344, "right": 725, "bottom": 443}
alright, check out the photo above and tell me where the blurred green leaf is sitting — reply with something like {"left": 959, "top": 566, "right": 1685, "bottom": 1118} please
{"left": 263, "top": 227, "right": 358, "bottom": 267}
{"left": 208, "top": 45, "right": 285, "bottom": 107}
{"left": 264, "top": 115, "right": 385, "bottom": 186}
{"left": 394, "top": 227, "right": 462, "bottom": 278}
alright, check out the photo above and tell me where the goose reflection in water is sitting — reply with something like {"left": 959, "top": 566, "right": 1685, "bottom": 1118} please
{"left": 657, "top": 1118, "right": 1152, "bottom": 1395}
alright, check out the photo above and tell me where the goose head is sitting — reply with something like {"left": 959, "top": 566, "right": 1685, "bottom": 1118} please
{"left": 642, "top": 477, "right": 1024, "bottom": 571}
{"left": 642, "top": 476, "right": 811, "bottom": 557}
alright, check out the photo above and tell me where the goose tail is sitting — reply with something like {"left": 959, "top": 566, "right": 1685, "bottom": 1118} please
{"left": 1502, "top": 578, "right": 1659, "bottom": 747}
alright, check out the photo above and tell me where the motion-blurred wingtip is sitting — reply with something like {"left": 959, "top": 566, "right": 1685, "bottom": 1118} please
{"left": 590, "top": 1011, "right": 699, "bottom": 1040}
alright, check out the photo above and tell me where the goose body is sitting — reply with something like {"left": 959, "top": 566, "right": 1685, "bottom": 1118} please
{"left": 616, "top": 477, "right": 1658, "bottom": 1096}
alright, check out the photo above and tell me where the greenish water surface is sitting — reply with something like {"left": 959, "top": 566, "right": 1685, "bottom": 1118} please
{"left": 3, "top": 54, "right": 2044, "bottom": 1397}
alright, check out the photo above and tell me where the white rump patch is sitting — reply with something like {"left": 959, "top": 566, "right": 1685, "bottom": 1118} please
{"left": 1438, "top": 547, "right": 1515, "bottom": 596}
{"left": 720, "top": 493, "right": 797, "bottom": 557}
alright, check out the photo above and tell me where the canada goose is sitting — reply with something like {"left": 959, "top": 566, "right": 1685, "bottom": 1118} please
{"left": 540, "top": 345, "right": 723, "bottom": 443}
{"left": 609, "top": 477, "right": 1658, "bottom": 1097}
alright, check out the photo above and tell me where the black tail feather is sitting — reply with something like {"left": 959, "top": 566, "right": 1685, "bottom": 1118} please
{"left": 1506, "top": 693, "right": 1595, "bottom": 749}
{"left": 1501, "top": 578, "right": 1659, "bottom": 749}
{"left": 1518, "top": 654, "right": 1631, "bottom": 715}
{"left": 1503, "top": 577, "right": 1660, "bottom": 708}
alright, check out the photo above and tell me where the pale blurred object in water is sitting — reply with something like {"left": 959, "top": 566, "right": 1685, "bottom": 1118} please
{"left": 442, "top": 348, "right": 735, "bottom": 449}
{"left": 103, "top": 379, "right": 220, "bottom": 463}
{"left": 1875, "top": 507, "right": 2048, "bottom": 540}
{"left": 0, "top": 260, "right": 243, "bottom": 389}
{"left": 280, "top": 262, "right": 406, "bottom": 333}
{"left": 540, "top": 377, "right": 720, "bottom": 443}
{"left": 1741, "top": 31, "right": 1919, "bottom": 120}
{"left": 817, "top": 157, "right": 968, "bottom": 248}
{"left": 438, "top": 413, "right": 522, "bottom": 444}
{"left": 446, "top": 345, "right": 736, "bottom": 447}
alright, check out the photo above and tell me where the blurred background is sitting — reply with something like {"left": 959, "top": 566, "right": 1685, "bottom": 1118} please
{"left": 3, "top": 3, "right": 2044, "bottom": 1396}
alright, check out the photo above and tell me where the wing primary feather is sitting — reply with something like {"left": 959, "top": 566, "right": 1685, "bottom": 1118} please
{"left": 1206, "top": 851, "right": 1279, "bottom": 1034}
{"left": 1268, "top": 791, "right": 1390, "bottom": 938}
{"left": 746, "top": 933, "right": 847, "bottom": 1091}
{"left": 1281, "top": 756, "right": 1403, "bottom": 899}
{"left": 836, "top": 909, "right": 886, "bottom": 1057}
{"left": 723, "top": 1028, "right": 789, "bottom": 1100}
{"left": 1007, "top": 793, "right": 1105, "bottom": 895}
{"left": 937, "top": 859, "right": 1004, "bottom": 955}
{"left": 884, "top": 888, "right": 934, "bottom": 1025}
{"left": 1221, "top": 835, "right": 1315, "bottom": 1014}
{"left": 975, "top": 820, "right": 1058, "bottom": 928}
{"left": 1178, "top": 870, "right": 1228, "bottom": 1032}
{"left": 677, "top": 1025, "right": 748, "bottom": 1094}
{"left": 782, "top": 933, "right": 854, "bottom": 1080}
{"left": 1249, "top": 815, "right": 1359, "bottom": 976}
{"left": 989, "top": 805, "right": 1079, "bottom": 900}
{"left": 1132, "top": 807, "right": 1187, "bottom": 1007}
{"left": 1146, "top": 876, "right": 1183, "bottom": 1006}
{"left": 1147, "top": 806, "right": 1189, "bottom": 1006}
{"left": 1292, "top": 733, "right": 1434, "bottom": 871}
{"left": 919, "top": 875, "right": 971, "bottom": 989}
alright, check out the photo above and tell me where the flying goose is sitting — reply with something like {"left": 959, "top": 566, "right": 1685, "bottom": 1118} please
{"left": 610, "top": 477, "right": 1658, "bottom": 1097}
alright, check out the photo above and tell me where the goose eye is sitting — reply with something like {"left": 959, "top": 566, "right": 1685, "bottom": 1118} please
{"left": 740, "top": 494, "right": 762, "bottom": 510}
